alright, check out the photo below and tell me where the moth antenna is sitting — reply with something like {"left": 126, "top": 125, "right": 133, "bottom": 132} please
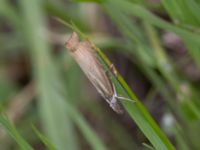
{"left": 116, "top": 96, "right": 136, "bottom": 103}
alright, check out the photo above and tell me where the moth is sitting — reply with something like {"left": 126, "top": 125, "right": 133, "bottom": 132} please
{"left": 65, "top": 32, "right": 123, "bottom": 113}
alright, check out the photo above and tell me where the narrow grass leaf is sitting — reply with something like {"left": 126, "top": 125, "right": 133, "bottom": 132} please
{"left": 0, "top": 115, "right": 34, "bottom": 150}
{"left": 18, "top": 0, "right": 78, "bottom": 150}
{"left": 91, "top": 38, "right": 175, "bottom": 150}
{"left": 0, "top": 0, "right": 21, "bottom": 29}
{"left": 32, "top": 125, "right": 58, "bottom": 150}
{"left": 144, "top": 23, "right": 200, "bottom": 120}
{"left": 64, "top": 101, "right": 107, "bottom": 150}
{"left": 104, "top": 0, "right": 200, "bottom": 44}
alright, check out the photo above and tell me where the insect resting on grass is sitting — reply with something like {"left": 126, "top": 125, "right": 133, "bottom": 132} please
{"left": 65, "top": 32, "right": 133, "bottom": 114}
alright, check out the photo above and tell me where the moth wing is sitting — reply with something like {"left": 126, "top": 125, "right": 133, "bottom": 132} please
{"left": 75, "top": 41, "right": 114, "bottom": 98}
{"left": 87, "top": 71, "right": 112, "bottom": 102}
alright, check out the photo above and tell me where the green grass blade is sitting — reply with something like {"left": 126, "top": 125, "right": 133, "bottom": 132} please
{"left": 183, "top": 0, "right": 200, "bottom": 24}
{"left": 104, "top": 0, "right": 200, "bottom": 44}
{"left": 162, "top": 0, "right": 200, "bottom": 26}
{"left": 32, "top": 125, "right": 58, "bottom": 150}
{"left": 144, "top": 23, "right": 200, "bottom": 120}
{"left": 92, "top": 39, "right": 175, "bottom": 150}
{"left": 44, "top": 0, "right": 89, "bottom": 31}
{"left": 0, "top": 115, "right": 34, "bottom": 150}
{"left": 101, "top": 0, "right": 200, "bottom": 77}
{"left": 103, "top": 4, "right": 156, "bottom": 67}
{"left": 0, "top": 0, "right": 21, "bottom": 30}
{"left": 18, "top": 1, "right": 107, "bottom": 149}
{"left": 18, "top": 0, "right": 78, "bottom": 150}
{"left": 161, "top": 0, "right": 184, "bottom": 23}
{"left": 64, "top": 101, "right": 107, "bottom": 150}
{"left": 163, "top": 1, "right": 183, "bottom": 24}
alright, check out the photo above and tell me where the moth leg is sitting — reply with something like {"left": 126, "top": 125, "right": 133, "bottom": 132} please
{"left": 116, "top": 96, "right": 136, "bottom": 103}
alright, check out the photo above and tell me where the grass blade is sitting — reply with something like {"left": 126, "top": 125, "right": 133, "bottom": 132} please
{"left": 32, "top": 125, "right": 58, "bottom": 150}
{"left": 92, "top": 37, "right": 175, "bottom": 150}
{"left": 0, "top": 115, "right": 34, "bottom": 150}
{"left": 18, "top": 0, "right": 78, "bottom": 149}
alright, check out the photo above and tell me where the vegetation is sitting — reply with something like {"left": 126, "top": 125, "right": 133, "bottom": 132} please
{"left": 0, "top": 0, "right": 200, "bottom": 150}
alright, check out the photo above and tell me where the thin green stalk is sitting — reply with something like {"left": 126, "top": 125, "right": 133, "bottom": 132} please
{"left": 0, "top": 115, "right": 34, "bottom": 150}
{"left": 18, "top": 0, "right": 78, "bottom": 149}
{"left": 92, "top": 45, "right": 175, "bottom": 150}
{"left": 32, "top": 125, "right": 58, "bottom": 150}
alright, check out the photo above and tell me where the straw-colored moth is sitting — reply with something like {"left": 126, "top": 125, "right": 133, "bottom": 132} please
{"left": 66, "top": 32, "right": 127, "bottom": 113}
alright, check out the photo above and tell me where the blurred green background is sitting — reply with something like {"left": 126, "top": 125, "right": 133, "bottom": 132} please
{"left": 0, "top": 0, "right": 200, "bottom": 150}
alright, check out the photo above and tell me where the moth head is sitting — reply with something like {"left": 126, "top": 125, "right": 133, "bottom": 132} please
{"left": 65, "top": 32, "right": 79, "bottom": 52}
